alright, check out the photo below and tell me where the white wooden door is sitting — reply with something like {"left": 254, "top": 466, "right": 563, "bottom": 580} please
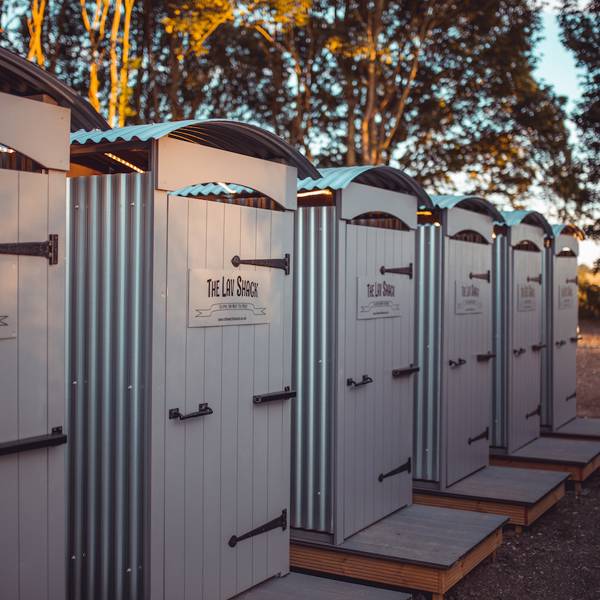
{"left": 509, "top": 249, "right": 543, "bottom": 452}
{"left": 552, "top": 255, "right": 578, "bottom": 428}
{"left": 163, "top": 196, "right": 293, "bottom": 600}
{"left": 342, "top": 224, "right": 413, "bottom": 539}
{"left": 0, "top": 169, "right": 66, "bottom": 600}
{"left": 444, "top": 239, "right": 493, "bottom": 487}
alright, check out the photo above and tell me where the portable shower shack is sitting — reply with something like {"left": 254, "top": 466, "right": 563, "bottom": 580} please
{"left": 67, "top": 120, "right": 318, "bottom": 600}
{"left": 490, "top": 211, "right": 600, "bottom": 492}
{"left": 491, "top": 210, "right": 553, "bottom": 454}
{"left": 412, "top": 199, "right": 568, "bottom": 527}
{"left": 541, "top": 224, "right": 599, "bottom": 439}
{"left": 0, "top": 91, "right": 69, "bottom": 600}
{"left": 414, "top": 195, "right": 503, "bottom": 489}
{"left": 289, "top": 171, "right": 507, "bottom": 600}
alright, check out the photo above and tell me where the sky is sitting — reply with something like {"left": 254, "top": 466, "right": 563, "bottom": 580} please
{"left": 535, "top": 7, "right": 598, "bottom": 267}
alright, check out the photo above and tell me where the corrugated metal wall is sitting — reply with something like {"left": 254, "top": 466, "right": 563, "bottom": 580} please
{"left": 67, "top": 173, "right": 154, "bottom": 600}
{"left": 413, "top": 224, "right": 442, "bottom": 483}
{"left": 492, "top": 233, "right": 509, "bottom": 448}
{"left": 291, "top": 205, "right": 337, "bottom": 533}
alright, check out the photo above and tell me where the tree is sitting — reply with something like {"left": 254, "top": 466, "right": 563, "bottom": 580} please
{"left": 559, "top": 0, "right": 599, "bottom": 271}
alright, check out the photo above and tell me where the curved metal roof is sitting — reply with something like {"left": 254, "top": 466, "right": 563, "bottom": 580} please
{"left": 500, "top": 210, "right": 553, "bottom": 236}
{"left": 174, "top": 182, "right": 254, "bottom": 197}
{"left": 297, "top": 165, "right": 432, "bottom": 208}
{"left": 551, "top": 223, "right": 585, "bottom": 240}
{"left": 71, "top": 120, "right": 319, "bottom": 179}
{"left": 430, "top": 195, "right": 504, "bottom": 223}
{"left": 0, "top": 47, "right": 108, "bottom": 132}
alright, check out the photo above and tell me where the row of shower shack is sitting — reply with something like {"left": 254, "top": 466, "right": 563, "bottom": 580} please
{"left": 0, "top": 49, "right": 598, "bottom": 600}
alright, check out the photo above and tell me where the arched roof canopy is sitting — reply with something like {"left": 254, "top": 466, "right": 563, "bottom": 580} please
{"left": 298, "top": 165, "right": 432, "bottom": 209}
{"left": 500, "top": 210, "right": 553, "bottom": 237}
{"left": 0, "top": 47, "right": 108, "bottom": 132}
{"left": 71, "top": 120, "right": 319, "bottom": 180}
{"left": 551, "top": 223, "right": 585, "bottom": 240}
{"left": 430, "top": 195, "right": 504, "bottom": 223}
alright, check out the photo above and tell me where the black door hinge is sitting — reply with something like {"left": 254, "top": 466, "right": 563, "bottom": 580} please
{"left": 566, "top": 276, "right": 578, "bottom": 285}
{"left": 531, "top": 343, "right": 546, "bottom": 352}
{"left": 570, "top": 336, "right": 582, "bottom": 343}
{"left": 468, "top": 427, "right": 489, "bottom": 445}
{"left": 566, "top": 392, "right": 576, "bottom": 402}
{"left": 378, "top": 457, "right": 411, "bottom": 482}
{"left": 476, "top": 352, "right": 496, "bottom": 362}
{"left": 0, "top": 234, "right": 58, "bottom": 265}
{"left": 231, "top": 254, "right": 290, "bottom": 275}
{"left": 392, "top": 365, "right": 420, "bottom": 378}
{"left": 347, "top": 374, "right": 374, "bottom": 388}
{"left": 555, "top": 340, "right": 566, "bottom": 347}
{"left": 228, "top": 509, "right": 287, "bottom": 548}
{"left": 380, "top": 263, "right": 413, "bottom": 279}
{"left": 527, "top": 274, "right": 542, "bottom": 284}
{"left": 169, "top": 403, "right": 213, "bottom": 421}
{"left": 526, "top": 405, "right": 541, "bottom": 419}
{"left": 0, "top": 426, "right": 67, "bottom": 457}
{"left": 469, "top": 270, "right": 491, "bottom": 283}
{"left": 253, "top": 387, "right": 296, "bottom": 405}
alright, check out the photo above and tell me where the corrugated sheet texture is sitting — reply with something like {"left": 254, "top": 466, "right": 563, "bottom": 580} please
{"left": 492, "top": 233, "right": 509, "bottom": 447}
{"left": 541, "top": 244, "right": 553, "bottom": 428}
{"left": 430, "top": 195, "right": 504, "bottom": 223}
{"left": 67, "top": 173, "right": 153, "bottom": 600}
{"left": 413, "top": 224, "right": 442, "bottom": 483}
{"left": 292, "top": 205, "right": 337, "bottom": 533}
{"left": 501, "top": 210, "right": 553, "bottom": 237}
{"left": 297, "top": 166, "right": 432, "bottom": 208}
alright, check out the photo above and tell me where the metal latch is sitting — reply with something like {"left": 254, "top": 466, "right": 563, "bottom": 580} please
{"left": 380, "top": 263, "right": 413, "bottom": 279}
{"left": 469, "top": 270, "right": 490, "bottom": 283}
{"left": 448, "top": 358, "right": 467, "bottom": 368}
{"left": 378, "top": 457, "right": 411, "bottom": 482}
{"left": 0, "top": 426, "right": 67, "bottom": 457}
{"left": 228, "top": 509, "right": 287, "bottom": 547}
{"left": 392, "top": 365, "right": 420, "bottom": 378}
{"left": 347, "top": 375, "right": 373, "bottom": 388}
{"left": 527, "top": 274, "right": 542, "bottom": 284}
{"left": 468, "top": 427, "right": 489, "bottom": 445}
{"left": 0, "top": 234, "right": 58, "bottom": 265}
{"left": 526, "top": 405, "right": 541, "bottom": 419}
{"left": 476, "top": 352, "right": 496, "bottom": 362}
{"left": 169, "top": 403, "right": 213, "bottom": 421}
{"left": 231, "top": 254, "right": 290, "bottom": 275}
{"left": 253, "top": 387, "right": 296, "bottom": 405}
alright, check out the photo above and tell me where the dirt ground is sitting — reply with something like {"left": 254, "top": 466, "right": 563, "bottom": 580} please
{"left": 415, "top": 319, "right": 600, "bottom": 600}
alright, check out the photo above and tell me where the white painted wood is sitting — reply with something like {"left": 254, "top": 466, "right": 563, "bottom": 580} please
{"left": 341, "top": 222, "right": 413, "bottom": 539}
{"left": 444, "top": 237, "right": 493, "bottom": 487}
{"left": 157, "top": 137, "right": 297, "bottom": 211}
{"left": 445, "top": 207, "right": 494, "bottom": 244}
{"left": 508, "top": 249, "right": 543, "bottom": 452}
{"left": 340, "top": 183, "right": 417, "bottom": 228}
{"left": 0, "top": 92, "right": 70, "bottom": 171}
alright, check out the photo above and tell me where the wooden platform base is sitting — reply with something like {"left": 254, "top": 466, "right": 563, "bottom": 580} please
{"left": 543, "top": 417, "right": 600, "bottom": 442}
{"left": 290, "top": 505, "right": 506, "bottom": 599}
{"left": 413, "top": 466, "right": 567, "bottom": 527}
{"left": 491, "top": 437, "right": 600, "bottom": 493}
{"left": 238, "top": 572, "right": 412, "bottom": 599}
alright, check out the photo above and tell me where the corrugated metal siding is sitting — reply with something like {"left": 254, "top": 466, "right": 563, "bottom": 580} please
{"left": 414, "top": 224, "right": 442, "bottom": 483}
{"left": 541, "top": 244, "right": 553, "bottom": 428}
{"left": 67, "top": 173, "right": 153, "bottom": 600}
{"left": 492, "top": 233, "right": 509, "bottom": 447}
{"left": 291, "top": 205, "right": 337, "bottom": 533}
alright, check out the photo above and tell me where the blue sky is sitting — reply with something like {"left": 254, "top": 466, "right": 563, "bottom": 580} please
{"left": 535, "top": 8, "right": 597, "bottom": 267}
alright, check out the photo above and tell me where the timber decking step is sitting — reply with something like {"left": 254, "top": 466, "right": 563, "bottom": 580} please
{"left": 236, "top": 572, "right": 412, "bottom": 599}
{"left": 490, "top": 436, "right": 600, "bottom": 492}
{"left": 413, "top": 466, "right": 568, "bottom": 526}
{"left": 290, "top": 505, "right": 507, "bottom": 600}
{"left": 543, "top": 416, "right": 600, "bottom": 441}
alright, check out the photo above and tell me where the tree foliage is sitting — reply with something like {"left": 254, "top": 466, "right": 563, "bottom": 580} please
{"left": 0, "top": 0, "right": 593, "bottom": 222}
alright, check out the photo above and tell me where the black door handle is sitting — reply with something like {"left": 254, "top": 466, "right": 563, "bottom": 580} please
{"left": 347, "top": 375, "right": 374, "bottom": 388}
{"left": 449, "top": 358, "right": 467, "bottom": 368}
{"left": 231, "top": 254, "right": 290, "bottom": 275}
{"left": 476, "top": 352, "right": 496, "bottom": 362}
{"left": 513, "top": 348, "right": 526, "bottom": 356}
{"left": 566, "top": 392, "right": 576, "bottom": 401}
{"left": 468, "top": 427, "right": 489, "bottom": 445}
{"left": 531, "top": 343, "right": 546, "bottom": 351}
{"left": 555, "top": 340, "right": 566, "bottom": 347}
{"left": 0, "top": 427, "right": 67, "bottom": 457}
{"left": 169, "top": 403, "right": 213, "bottom": 421}
{"left": 378, "top": 458, "right": 411, "bottom": 482}
{"left": 566, "top": 276, "right": 578, "bottom": 285}
{"left": 527, "top": 274, "right": 542, "bottom": 284}
{"left": 392, "top": 365, "right": 420, "bottom": 378}
{"left": 570, "top": 336, "right": 582, "bottom": 343}
{"left": 253, "top": 387, "right": 296, "bottom": 405}
{"left": 469, "top": 270, "right": 491, "bottom": 283}
{"left": 526, "top": 405, "right": 541, "bottom": 419}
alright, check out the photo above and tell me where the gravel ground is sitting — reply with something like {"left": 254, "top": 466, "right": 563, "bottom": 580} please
{"left": 414, "top": 318, "right": 600, "bottom": 600}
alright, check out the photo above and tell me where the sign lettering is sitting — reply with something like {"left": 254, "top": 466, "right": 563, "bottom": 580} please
{"left": 188, "top": 269, "right": 276, "bottom": 327}
{"left": 517, "top": 283, "right": 536, "bottom": 312}
{"left": 357, "top": 276, "right": 401, "bottom": 319}
{"left": 455, "top": 280, "right": 483, "bottom": 314}
{"left": 558, "top": 284, "right": 575, "bottom": 310}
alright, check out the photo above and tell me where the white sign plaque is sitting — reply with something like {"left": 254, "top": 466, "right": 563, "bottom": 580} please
{"left": 356, "top": 277, "right": 401, "bottom": 319}
{"left": 455, "top": 280, "right": 483, "bottom": 315}
{"left": 188, "top": 269, "right": 276, "bottom": 327}
{"left": 517, "top": 283, "right": 536, "bottom": 312}
{"left": 558, "top": 284, "right": 575, "bottom": 310}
